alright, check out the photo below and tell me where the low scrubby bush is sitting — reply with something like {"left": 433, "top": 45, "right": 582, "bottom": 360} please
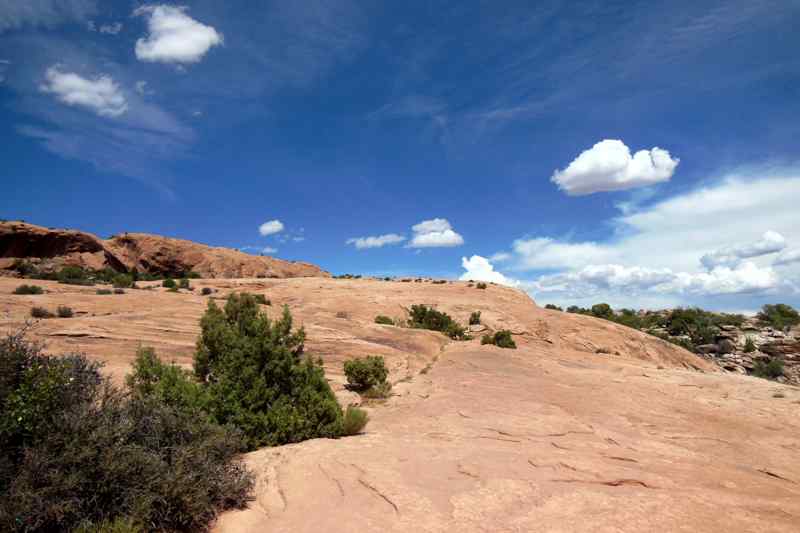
{"left": 30, "top": 306, "right": 54, "bottom": 319}
{"left": 469, "top": 311, "right": 481, "bottom": 325}
{"left": 544, "top": 304, "right": 563, "bottom": 311}
{"left": 252, "top": 294, "right": 270, "bottom": 305}
{"left": 743, "top": 336, "right": 756, "bottom": 353}
{"left": 752, "top": 358, "right": 784, "bottom": 380}
{"left": 162, "top": 278, "right": 176, "bottom": 289}
{"left": 481, "top": 330, "right": 516, "bottom": 349}
{"left": 476, "top": 282, "right": 487, "bottom": 289}
{"left": 13, "top": 284, "right": 43, "bottom": 295}
{"left": 56, "top": 305, "right": 73, "bottom": 318}
{"left": 342, "top": 405, "right": 369, "bottom": 436}
{"left": 96, "top": 289, "right": 112, "bottom": 295}
{"left": 0, "top": 332, "right": 253, "bottom": 532}
{"left": 201, "top": 287, "right": 213, "bottom": 296}
{"left": 114, "top": 288, "right": 125, "bottom": 295}
{"left": 757, "top": 304, "right": 800, "bottom": 330}
{"left": 408, "top": 304, "right": 469, "bottom": 340}
{"left": 57, "top": 266, "right": 94, "bottom": 286}
{"left": 343, "top": 356, "right": 389, "bottom": 392}
{"left": 112, "top": 274, "right": 133, "bottom": 289}
{"left": 374, "top": 315, "right": 394, "bottom": 325}
{"left": 179, "top": 278, "right": 191, "bottom": 290}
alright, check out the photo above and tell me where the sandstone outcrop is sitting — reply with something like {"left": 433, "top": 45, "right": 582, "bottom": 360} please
{"left": 0, "top": 221, "right": 328, "bottom": 279}
{"left": 2, "top": 276, "right": 798, "bottom": 531}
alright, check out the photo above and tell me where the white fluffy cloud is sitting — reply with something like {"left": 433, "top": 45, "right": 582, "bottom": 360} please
{"left": 496, "top": 171, "right": 800, "bottom": 307}
{"left": 347, "top": 234, "right": 405, "bottom": 249}
{"left": 459, "top": 256, "right": 518, "bottom": 287}
{"left": 700, "top": 230, "right": 786, "bottom": 270}
{"left": 552, "top": 139, "right": 679, "bottom": 195}
{"left": 408, "top": 218, "right": 464, "bottom": 248}
{"left": 775, "top": 248, "right": 800, "bottom": 267}
{"left": 258, "top": 219, "right": 284, "bottom": 236}
{"left": 134, "top": 5, "right": 222, "bottom": 64}
{"left": 533, "top": 261, "right": 779, "bottom": 298}
{"left": 39, "top": 66, "right": 127, "bottom": 117}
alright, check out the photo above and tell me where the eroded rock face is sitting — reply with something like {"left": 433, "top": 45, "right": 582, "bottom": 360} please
{"left": 0, "top": 221, "right": 329, "bottom": 279}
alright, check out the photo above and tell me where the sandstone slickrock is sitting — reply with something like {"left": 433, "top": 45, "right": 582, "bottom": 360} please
{"left": 2, "top": 276, "right": 799, "bottom": 531}
{"left": 0, "top": 221, "right": 328, "bottom": 279}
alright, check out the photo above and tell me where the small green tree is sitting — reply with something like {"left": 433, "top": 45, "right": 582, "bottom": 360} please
{"left": 591, "top": 303, "right": 613, "bottom": 320}
{"left": 469, "top": 311, "right": 481, "bottom": 325}
{"left": 162, "top": 278, "right": 176, "bottom": 289}
{"left": 178, "top": 278, "right": 191, "bottom": 290}
{"left": 194, "top": 294, "right": 345, "bottom": 448}
{"left": 343, "top": 356, "right": 389, "bottom": 392}
{"left": 112, "top": 274, "right": 133, "bottom": 289}
{"left": 374, "top": 315, "right": 394, "bottom": 325}
{"left": 757, "top": 304, "right": 800, "bottom": 330}
{"left": 544, "top": 304, "right": 562, "bottom": 311}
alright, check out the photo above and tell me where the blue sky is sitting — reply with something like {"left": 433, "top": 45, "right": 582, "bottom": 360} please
{"left": 1, "top": 0, "right": 799, "bottom": 312}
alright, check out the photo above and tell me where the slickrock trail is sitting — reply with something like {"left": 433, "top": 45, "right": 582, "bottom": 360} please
{"left": 1, "top": 277, "right": 798, "bottom": 532}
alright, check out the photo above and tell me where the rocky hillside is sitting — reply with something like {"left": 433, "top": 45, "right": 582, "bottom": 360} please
{"left": 1, "top": 276, "right": 798, "bottom": 532}
{"left": 0, "top": 221, "right": 328, "bottom": 279}
{"left": 689, "top": 319, "right": 800, "bottom": 384}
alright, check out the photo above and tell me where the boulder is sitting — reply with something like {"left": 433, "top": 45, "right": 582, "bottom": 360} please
{"left": 716, "top": 339, "right": 736, "bottom": 355}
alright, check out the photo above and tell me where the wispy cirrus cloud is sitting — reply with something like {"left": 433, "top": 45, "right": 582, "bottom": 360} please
{"left": 0, "top": 0, "right": 97, "bottom": 33}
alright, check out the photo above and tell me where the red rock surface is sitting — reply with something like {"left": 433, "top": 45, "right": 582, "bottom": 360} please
{"left": 1, "top": 276, "right": 798, "bottom": 532}
{"left": 0, "top": 221, "right": 328, "bottom": 279}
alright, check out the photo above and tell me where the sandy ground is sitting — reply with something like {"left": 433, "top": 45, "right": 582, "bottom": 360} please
{"left": 1, "top": 277, "right": 798, "bottom": 532}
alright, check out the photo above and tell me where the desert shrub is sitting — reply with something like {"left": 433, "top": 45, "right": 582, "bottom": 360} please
{"left": 743, "top": 336, "right": 756, "bottom": 353}
{"left": 111, "top": 274, "right": 133, "bottom": 289}
{"left": 374, "top": 315, "right": 394, "bottom": 325}
{"left": 432, "top": 279, "right": 446, "bottom": 284}
{"left": 590, "top": 303, "right": 613, "bottom": 320}
{"left": 162, "top": 278, "right": 176, "bottom": 289}
{"left": 185, "top": 271, "right": 202, "bottom": 279}
{"left": 664, "top": 308, "right": 719, "bottom": 346}
{"left": 30, "top": 306, "right": 54, "bottom": 319}
{"left": 11, "top": 259, "right": 38, "bottom": 277}
{"left": 96, "top": 289, "right": 112, "bottom": 295}
{"left": 361, "top": 382, "right": 392, "bottom": 399}
{"left": 341, "top": 406, "right": 369, "bottom": 436}
{"left": 752, "top": 358, "right": 784, "bottom": 380}
{"left": 57, "top": 266, "right": 94, "bottom": 286}
{"left": 481, "top": 330, "right": 516, "bottom": 349}
{"left": 469, "top": 311, "right": 481, "bottom": 325}
{"left": 194, "top": 294, "right": 346, "bottom": 448}
{"left": 56, "top": 305, "right": 73, "bottom": 318}
{"left": 201, "top": 287, "right": 213, "bottom": 296}
{"left": 178, "top": 278, "right": 191, "bottom": 290}
{"left": 127, "top": 347, "right": 210, "bottom": 415}
{"left": 544, "top": 304, "right": 562, "bottom": 311}
{"left": 757, "top": 304, "right": 800, "bottom": 330}
{"left": 13, "top": 284, "right": 43, "bottom": 295}
{"left": 408, "top": 304, "right": 469, "bottom": 340}
{"left": 476, "top": 282, "right": 487, "bottom": 289}
{"left": 252, "top": 294, "right": 270, "bottom": 305}
{"left": 0, "top": 332, "right": 252, "bottom": 532}
{"left": 343, "top": 356, "right": 389, "bottom": 392}
{"left": 114, "top": 288, "right": 125, "bottom": 295}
